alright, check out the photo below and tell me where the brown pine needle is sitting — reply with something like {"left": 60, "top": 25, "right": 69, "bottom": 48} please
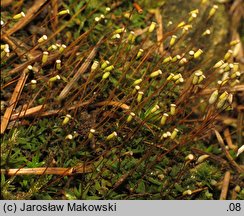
{"left": 10, "top": 100, "right": 130, "bottom": 121}
{"left": 219, "top": 171, "right": 231, "bottom": 200}
{"left": 1, "top": 68, "right": 29, "bottom": 134}
{"left": 10, "top": 104, "right": 45, "bottom": 120}
{"left": 224, "top": 128, "right": 238, "bottom": 151}
{"left": 154, "top": 8, "right": 164, "bottom": 54}
{"left": 57, "top": 36, "right": 104, "bottom": 101}
{"left": 1, "top": 166, "right": 93, "bottom": 176}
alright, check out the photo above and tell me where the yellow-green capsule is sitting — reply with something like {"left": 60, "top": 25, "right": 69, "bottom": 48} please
{"left": 56, "top": 60, "right": 61, "bottom": 70}
{"left": 230, "top": 71, "right": 241, "bottom": 79}
{"left": 59, "top": 44, "right": 66, "bottom": 53}
{"left": 208, "top": 90, "right": 219, "bottom": 104}
{"left": 230, "top": 40, "right": 240, "bottom": 46}
{"left": 91, "top": 60, "right": 99, "bottom": 71}
{"left": 219, "top": 91, "right": 228, "bottom": 100}
{"left": 26, "top": 65, "right": 33, "bottom": 72}
{"left": 192, "top": 71, "right": 202, "bottom": 85}
{"left": 230, "top": 79, "right": 239, "bottom": 87}
{"left": 179, "top": 58, "right": 187, "bottom": 66}
{"left": 195, "top": 70, "right": 203, "bottom": 76}
{"left": 170, "top": 104, "right": 176, "bottom": 115}
{"left": 185, "top": 154, "right": 194, "bottom": 161}
{"left": 175, "top": 77, "right": 184, "bottom": 84}
{"left": 49, "top": 75, "right": 61, "bottom": 85}
{"left": 220, "top": 62, "right": 228, "bottom": 69}
{"left": 213, "top": 60, "right": 224, "bottom": 68}
{"left": 189, "top": 9, "right": 199, "bottom": 15}
{"left": 148, "top": 22, "right": 156, "bottom": 33}
{"left": 13, "top": 12, "right": 25, "bottom": 20}
{"left": 1, "top": 44, "right": 6, "bottom": 50}
{"left": 208, "top": 5, "right": 218, "bottom": 19}
{"left": 234, "top": 185, "right": 241, "bottom": 193}
{"left": 104, "top": 65, "right": 114, "bottom": 72}
{"left": 88, "top": 129, "right": 96, "bottom": 139}
{"left": 102, "top": 72, "right": 110, "bottom": 80}
{"left": 31, "top": 80, "right": 37, "bottom": 90}
{"left": 106, "top": 131, "right": 117, "bottom": 141}
{"left": 181, "top": 25, "right": 192, "bottom": 35}
{"left": 101, "top": 60, "right": 110, "bottom": 69}
{"left": 183, "top": 190, "right": 192, "bottom": 196}
{"left": 111, "top": 33, "right": 121, "bottom": 39}
{"left": 42, "top": 51, "right": 49, "bottom": 63}
{"left": 217, "top": 98, "right": 226, "bottom": 109}
{"left": 171, "top": 55, "right": 181, "bottom": 62}
{"left": 128, "top": 31, "right": 136, "bottom": 43}
{"left": 216, "top": 91, "right": 229, "bottom": 109}
{"left": 221, "top": 72, "right": 229, "bottom": 82}
{"left": 217, "top": 79, "right": 228, "bottom": 86}
{"left": 58, "top": 9, "right": 70, "bottom": 16}
{"left": 126, "top": 112, "right": 135, "bottom": 123}
{"left": 192, "top": 75, "right": 199, "bottom": 85}
{"left": 133, "top": 78, "right": 143, "bottom": 86}
{"left": 198, "top": 74, "right": 206, "bottom": 84}
{"left": 150, "top": 104, "right": 160, "bottom": 114}
{"left": 160, "top": 113, "right": 169, "bottom": 126}
{"left": 188, "top": 12, "right": 197, "bottom": 22}
{"left": 137, "top": 91, "right": 144, "bottom": 103}
{"left": 150, "top": 70, "right": 162, "bottom": 78}
{"left": 132, "top": 85, "right": 140, "bottom": 95}
{"left": 196, "top": 155, "right": 209, "bottom": 164}
{"left": 65, "top": 134, "right": 73, "bottom": 140}
{"left": 170, "top": 128, "right": 179, "bottom": 140}
{"left": 224, "top": 50, "right": 233, "bottom": 61}
{"left": 94, "top": 16, "right": 101, "bottom": 22}
{"left": 227, "top": 93, "right": 233, "bottom": 104}
{"left": 189, "top": 50, "right": 195, "bottom": 58}
{"left": 224, "top": 64, "right": 233, "bottom": 72}
{"left": 177, "top": 21, "right": 185, "bottom": 28}
{"left": 105, "top": 7, "right": 111, "bottom": 13}
{"left": 136, "top": 49, "right": 144, "bottom": 59}
{"left": 202, "top": 29, "right": 211, "bottom": 36}
{"left": 38, "top": 35, "right": 47, "bottom": 43}
{"left": 169, "top": 35, "right": 177, "bottom": 46}
{"left": 113, "top": 27, "right": 126, "bottom": 34}
{"left": 1, "top": 47, "right": 9, "bottom": 58}
{"left": 167, "top": 73, "right": 175, "bottom": 81}
{"left": 232, "top": 63, "right": 239, "bottom": 73}
{"left": 62, "top": 114, "right": 72, "bottom": 125}
{"left": 167, "top": 21, "right": 173, "bottom": 27}
{"left": 194, "top": 49, "right": 203, "bottom": 59}
{"left": 160, "top": 132, "right": 169, "bottom": 140}
{"left": 48, "top": 44, "right": 58, "bottom": 51}
{"left": 172, "top": 73, "right": 182, "bottom": 81}
{"left": 65, "top": 134, "right": 74, "bottom": 140}
{"left": 162, "top": 56, "right": 172, "bottom": 64}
